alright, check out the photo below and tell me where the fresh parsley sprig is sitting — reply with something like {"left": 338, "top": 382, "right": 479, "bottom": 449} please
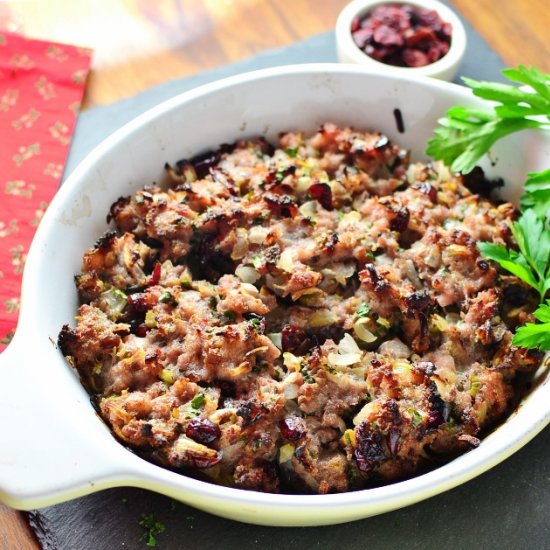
{"left": 520, "top": 168, "right": 550, "bottom": 219}
{"left": 478, "top": 209, "right": 550, "bottom": 302}
{"left": 426, "top": 65, "right": 550, "bottom": 175}
{"left": 513, "top": 301, "right": 550, "bottom": 350}
{"left": 426, "top": 65, "right": 550, "bottom": 350}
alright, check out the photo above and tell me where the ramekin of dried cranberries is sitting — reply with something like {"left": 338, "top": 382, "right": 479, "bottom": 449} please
{"left": 336, "top": 0, "right": 466, "bottom": 81}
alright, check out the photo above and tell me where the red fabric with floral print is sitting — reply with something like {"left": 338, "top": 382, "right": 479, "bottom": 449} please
{"left": 0, "top": 31, "right": 92, "bottom": 351}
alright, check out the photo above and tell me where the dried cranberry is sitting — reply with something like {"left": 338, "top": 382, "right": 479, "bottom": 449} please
{"left": 279, "top": 417, "right": 304, "bottom": 441}
{"left": 281, "top": 324, "right": 306, "bottom": 353}
{"left": 189, "top": 149, "right": 221, "bottom": 179}
{"left": 354, "top": 422, "right": 387, "bottom": 474}
{"left": 309, "top": 182, "right": 333, "bottom": 210}
{"left": 352, "top": 4, "right": 451, "bottom": 68}
{"left": 149, "top": 261, "right": 161, "bottom": 286}
{"left": 185, "top": 418, "right": 221, "bottom": 444}
{"left": 264, "top": 193, "right": 298, "bottom": 218}
{"left": 370, "top": 5, "right": 410, "bottom": 32}
{"left": 413, "top": 181, "right": 437, "bottom": 203}
{"left": 134, "top": 324, "right": 148, "bottom": 337}
{"left": 390, "top": 207, "right": 410, "bottom": 232}
{"left": 387, "top": 427, "right": 401, "bottom": 456}
{"left": 427, "top": 381, "right": 449, "bottom": 429}
{"left": 127, "top": 292, "right": 155, "bottom": 312}
{"left": 373, "top": 24, "right": 404, "bottom": 47}
{"left": 402, "top": 48, "right": 429, "bottom": 67}
{"left": 416, "top": 8, "right": 443, "bottom": 29}
{"left": 236, "top": 400, "right": 268, "bottom": 427}
{"left": 352, "top": 27, "right": 374, "bottom": 49}
{"left": 405, "top": 26, "right": 437, "bottom": 49}
{"left": 439, "top": 22, "right": 453, "bottom": 39}
{"left": 187, "top": 452, "right": 221, "bottom": 469}
{"left": 404, "top": 289, "right": 431, "bottom": 312}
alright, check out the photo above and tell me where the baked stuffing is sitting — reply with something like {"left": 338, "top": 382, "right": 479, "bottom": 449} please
{"left": 59, "top": 123, "right": 542, "bottom": 493}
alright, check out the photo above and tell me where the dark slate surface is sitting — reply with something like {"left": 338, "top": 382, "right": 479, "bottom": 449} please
{"left": 31, "top": 5, "right": 545, "bottom": 550}
{"left": 28, "top": 426, "right": 550, "bottom": 549}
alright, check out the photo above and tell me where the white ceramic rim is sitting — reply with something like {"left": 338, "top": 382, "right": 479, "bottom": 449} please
{"left": 1, "top": 63, "right": 549, "bottom": 526}
{"left": 336, "top": 0, "right": 467, "bottom": 79}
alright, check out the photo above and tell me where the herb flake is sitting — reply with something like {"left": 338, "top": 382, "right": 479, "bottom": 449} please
{"left": 139, "top": 513, "right": 166, "bottom": 548}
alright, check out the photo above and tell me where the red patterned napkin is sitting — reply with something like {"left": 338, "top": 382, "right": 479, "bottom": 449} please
{"left": 0, "top": 31, "right": 92, "bottom": 351}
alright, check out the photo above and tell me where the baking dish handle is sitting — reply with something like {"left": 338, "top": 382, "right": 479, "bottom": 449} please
{"left": 0, "top": 337, "right": 140, "bottom": 510}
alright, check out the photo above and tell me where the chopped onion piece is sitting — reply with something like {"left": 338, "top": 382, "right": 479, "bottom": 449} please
{"left": 240, "top": 282, "right": 260, "bottom": 296}
{"left": 249, "top": 225, "right": 269, "bottom": 244}
{"left": 231, "top": 228, "right": 249, "bottom": 260}
{"left": 283, "top": 383, "right": 299, "bottom": 399}
{"left": 235, "top": 264, "right": 260, "bottom": 284}
{"left": 393, "top": 361, "right": 412, "bottom": 376}
{"left": 277, "top": 248, "right": 295, "bottom": 272}
{"left": 404, "top": 259, "right": 422, "bottom": 290}
{"left": 353, "top": 318, "right": 377, "bottom": 343}
{"left": 267, "top": 332, "right": 282, "bottom": 349}
{"left": 338, "top": 333, "right": 362, "bottom": 355}
{"left": 340, "top": 211, "right": 361, "bottom": 224}
{"left": 431, "top": 314, "right": 448, "bottom": 332}
{"left": 309, "top": 309, "right": 338, "bottom": 327}
{"left": 353, "top": 401, "right": 379, "bottom": 426}
{"left": 279, "top": 443, "right": 295, "bottom": 463}
{"left": 328, "top": 352, "right": 362, "bottom": 367}
{"left": 322, "top": 263, "right": 355, "bottom": 286}
{"left": 283, "top": 352, "right": 301, "bottom": 371}
{"left": 377, "top": 317, "right": 391, "bottom": 329}
{"left": 297, "top": 176, "right": 312, "bottom": 193}
{"left": 245, "top": 345, "right": 269, "bottom": 357}
{"left": 298, "top": 200, "right": 318, "bottom": 218}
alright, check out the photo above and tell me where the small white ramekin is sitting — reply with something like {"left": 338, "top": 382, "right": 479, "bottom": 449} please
{"left": 336, "top": 0, "right": 467, "bottom": 81}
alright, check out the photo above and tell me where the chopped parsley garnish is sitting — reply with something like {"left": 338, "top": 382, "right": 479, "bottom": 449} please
{"left": 190, "top": 393, "right": 205, "bottom": 409}
{"left": 251, "top": 255, "right": 263, "bottom": 269}
{"left": 301, "top": 367, "right": 315, "bottom": 384}
{"left": 221, "top": 310, "right": 236, "bottom": 323}
{"left": 284, "top": 146, "right": 299, "bottom": 158}
{"left": 514, "top": 301, "right": 550, "bottom": 350}
{"left": 249, "top": 317, "right": 262, "bottom": 331}
{"left": 275, "top": 169, "right": 286, "bottom": 182}
{"left": 139, "top": 513, "right": 166, "bottom": 548}
{"left": 411, "top": 410, "right": 424, "bottom": 427}
{"left": 356, "top": 303, "right": 371, "bottom": 318}
{"left": 180, "top": 277, "right": 192, "bottom": 289}
{"left": 159, "top": 291, "right": 177, "bottom": 306}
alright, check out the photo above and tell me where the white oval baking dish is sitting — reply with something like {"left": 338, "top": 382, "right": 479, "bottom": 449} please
{"left": 0, "top": 64, "right": 549, "bottom": 527}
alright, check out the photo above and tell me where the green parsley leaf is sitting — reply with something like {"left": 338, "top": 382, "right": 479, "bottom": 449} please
{"left": 513, "top": 302, "right": 550, "bottom": 350}
{"left": 478, "top": 209, "right": 550, "bottom": 300}
{"left": 221, "top": 310, "right": 236, "bottom": 323}
{"left": 521, "top": 169, "right": 550, "bottom": 222}
{"left": 190, "top": 393, "right": 205, "bottom": 409}
{"left": 284, "top": 146, "right": 299, "bottom": 158}
{"left": 139, "top": 513, "right": 166, "bottom": 548}
{"left": 248, "top": 317, "right": 263, "bottom": 331}
{"left": 251, "top": 255, "right": 263, "bottom": 269}
{"left": 426, "top": 65, "right": 550, "bottom": 174}
{"left": 180, "top": 277, "right": 192, "bottom": 289}
{"left": 159, "top": 291, "right": 177, "bottom": 306}
{"left": 356, "top": 303, "right": 370, "bottom": 318}
{"left": 411, "top": 410, "right": 424, "bottom": 427}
